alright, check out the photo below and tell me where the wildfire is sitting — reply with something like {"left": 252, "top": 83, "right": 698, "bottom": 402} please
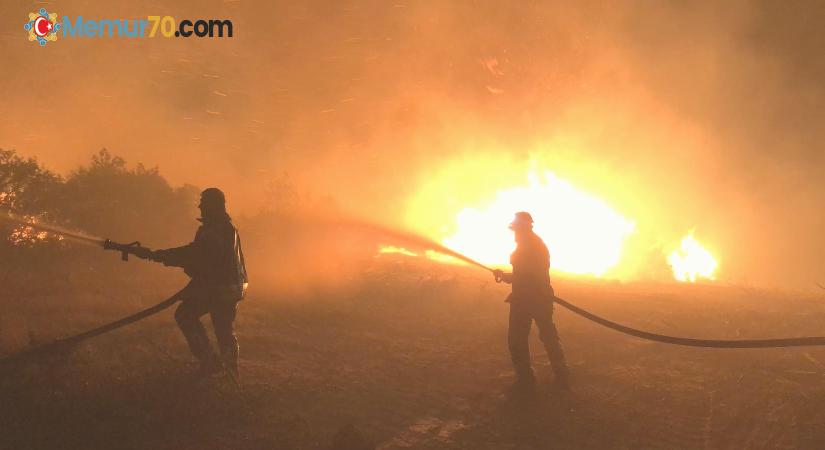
{"left": 668, "top": 234, "right": 718, "bottom": 282}
{"left": 438, "top": 171, "right": 636, "bottom": 276}
{"left": 393, "top": 158, "right": 721, "bottom": 282}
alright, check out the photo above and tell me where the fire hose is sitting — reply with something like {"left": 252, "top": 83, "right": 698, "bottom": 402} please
{"left": 0, "top": 212, "right": 186, "bottom": 365}
{"left": 4, "top": 212, "right": 825, "bottom": 370}
{"left": 479, "top": 259, "right": 825, "bottom": 348}
{"left": 366, "top": 221, "right": 825, "bottom": 349}
{"left": 0, "top": 290, "right": 183, "bottom": 366}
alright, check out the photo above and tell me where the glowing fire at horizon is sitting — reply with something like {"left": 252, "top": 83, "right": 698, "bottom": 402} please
{"left": 393, "top": 164, "right": 720, "bottom": 283}
{"left": 407, "top": 171, "right": 634, "bottom": 276}
{"left": 668, "top": 234, "right": 718, "bottom": 282}
{"left": 442, "top": 172, "right": 635, "bottom": 276}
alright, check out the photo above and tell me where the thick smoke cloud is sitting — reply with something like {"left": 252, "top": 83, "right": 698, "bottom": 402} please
{"left": 1, "top": 1, "right": 824, "bottom": 287}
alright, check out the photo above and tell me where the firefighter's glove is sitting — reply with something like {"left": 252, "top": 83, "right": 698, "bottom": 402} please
{"left": 493, "top": 269, "right": 504, "bottom": 283}
{"left": 132, "top": 247, "right": 156, "bottom": 260}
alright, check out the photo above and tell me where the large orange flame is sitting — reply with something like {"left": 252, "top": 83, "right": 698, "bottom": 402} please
{"left": 396, "top": 169, "right": 636, "bottom": 276}
{"left": 440, "top": 171, "right": 636, "bottom": 276}
{"left": 396, "top": 156, "right": 720, "bottom": 282}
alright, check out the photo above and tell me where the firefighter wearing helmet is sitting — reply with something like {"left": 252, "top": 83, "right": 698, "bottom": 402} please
{"left": 133, "top": 188, "right": 248, "bottom": 380}
{"left": 493, "top": 211, "right": 569, "bottom": 392}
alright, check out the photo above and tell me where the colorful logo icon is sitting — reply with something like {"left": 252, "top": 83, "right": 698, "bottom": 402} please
{"left": 24, "top": 8, "right": 61, "bottom": 46}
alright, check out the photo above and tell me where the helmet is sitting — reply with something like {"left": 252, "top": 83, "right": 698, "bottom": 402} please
{"left": 509, "top": 211, "right": 534, "bottom": 230}
{"left": 200, "top": 188, "right": 226, "bottom": 206}
{"left": 199, "top": 187, "right": 227, "bottom": 217}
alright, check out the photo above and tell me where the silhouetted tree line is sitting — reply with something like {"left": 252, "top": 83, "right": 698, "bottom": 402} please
{"left": 0, "top": 148, "right": 378, "bottom": 297}
{"left": 0, "top": 149, "right": 202, "bottom": 294}
{"left": 0, "top": 149, "right": 199, "bottom": 247}
{"left": 1, "top": 146, "right": 405, "bottom": 300}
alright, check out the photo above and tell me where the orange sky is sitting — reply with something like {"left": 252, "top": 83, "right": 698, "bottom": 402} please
{"left": 2, "top": 1, "right": 825, "bottom": 288}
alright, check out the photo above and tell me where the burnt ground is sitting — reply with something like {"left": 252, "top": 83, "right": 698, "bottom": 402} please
{"left": 3, "top": 259, "right": 825, "bottom": 449}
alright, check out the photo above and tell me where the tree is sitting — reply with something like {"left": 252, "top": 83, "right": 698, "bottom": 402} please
{"left": 58, "top": 149, "right": 200, "bottom": 247}
{"left": 0, "top": 149, "right": 62, "bottom": 215}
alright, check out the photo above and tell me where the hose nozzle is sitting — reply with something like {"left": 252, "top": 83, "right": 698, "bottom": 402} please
{"left": 103, "top": 239, "right": 143, "bottom": 261}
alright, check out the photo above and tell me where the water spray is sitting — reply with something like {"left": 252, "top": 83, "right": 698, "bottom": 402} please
{"left": 332, "top": 215, "right": 825, "bottom": 348}
{"left": 0, "top": 209, "right": 152, "bottom": 260}
{"left": 331, "top": 216, "right": 495, "bottom": 270}
{"left": 5, "top": 211, "right": 825, "bottom": 371}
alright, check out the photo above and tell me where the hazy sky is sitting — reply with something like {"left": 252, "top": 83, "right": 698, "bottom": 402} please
{"left": 2, "top": 1, "right": 824, "bottom": 287}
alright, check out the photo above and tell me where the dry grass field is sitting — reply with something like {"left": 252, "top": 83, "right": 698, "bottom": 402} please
{"left": 3, "top": 256, "right": 825, "bottom": 449}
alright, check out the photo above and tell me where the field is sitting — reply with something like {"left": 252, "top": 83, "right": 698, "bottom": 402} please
{"left": 3, "top": 256, "right": 825, "bottom": 449}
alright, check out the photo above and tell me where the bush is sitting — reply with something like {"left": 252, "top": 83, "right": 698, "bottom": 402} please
{"left": 0, "top": 149, "right": 200, "bottom": 295}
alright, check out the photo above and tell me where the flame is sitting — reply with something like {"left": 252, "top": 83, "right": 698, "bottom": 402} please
{"left": 435, "top": 171, "right": 636, "bottom": 276}
{"left": 10, "top": 226, "right": 49, "bottom": 244}
{"left": 668, "top": 234, "right": 718, "bottom": 282}
{"left": 396, "top": 155, "right": 720, "bottom": 282}
{"left": 7, "top": 216, "right": 58, "bottom": 246}
{"left": 378, "top": 245, "right": 418, "bottom": 257}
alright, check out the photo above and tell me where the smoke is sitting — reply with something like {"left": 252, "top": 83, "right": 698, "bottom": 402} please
{"left": 239, "top": 209, "right": 493, "bottom": 298}
{"left": 2, "top": 1, "right": 825, "bottom": 287}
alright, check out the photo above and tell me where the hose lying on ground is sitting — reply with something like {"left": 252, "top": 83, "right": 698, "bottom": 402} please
{"left": 453, "top": 249, "right": 825, "bottom": 348}
{"left": 0, "top": 289, "right": 183, "bottom": 366}
{"left": 550, "top": 295, "right": 825, "bottom": 348}
{"left": 4, "top": 233, "right": 825, "bottom": 368}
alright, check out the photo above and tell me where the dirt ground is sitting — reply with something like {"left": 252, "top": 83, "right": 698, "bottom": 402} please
{"left": 3, "top": 258, "right": 825, "bottom": 449}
